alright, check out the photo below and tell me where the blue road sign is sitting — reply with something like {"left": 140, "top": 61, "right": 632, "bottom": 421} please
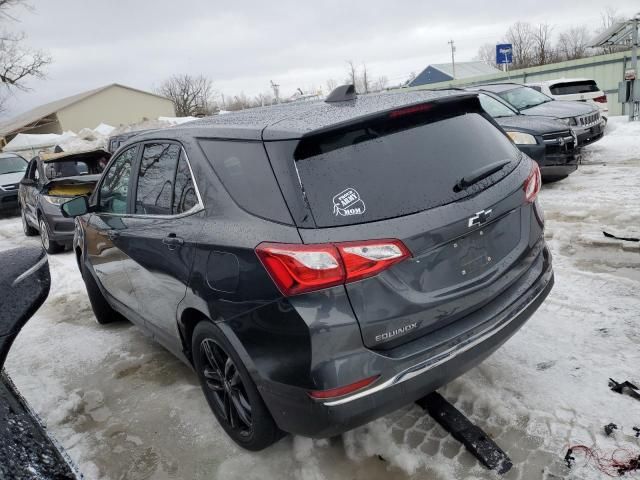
{"left": 496, "top": 44, "right": 513, "bottom": 65}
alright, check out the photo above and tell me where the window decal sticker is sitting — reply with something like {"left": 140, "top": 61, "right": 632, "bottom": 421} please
{"left": 333, "top": 188, "right": 366, "bottom": 217}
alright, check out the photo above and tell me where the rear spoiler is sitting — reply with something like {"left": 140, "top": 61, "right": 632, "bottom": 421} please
{"left": 294, "top": 94, "right": 485, "bottom": 161}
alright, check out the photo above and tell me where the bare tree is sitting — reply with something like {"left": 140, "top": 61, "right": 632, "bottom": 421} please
{"left": 325, "top": 78, "right": 337, "bottom": 93}
{"left": 157, "top": 74, "right": 216, "bottom": 116}
{"left": 372, "top": 75, "right": 388, "bottom": 92}
{"left": 0, "top": 0, "right": 51, "bottom": 107}
{"left": 361, "top": 63, "right": 370, "bottom": 94}
{"left": 505, "top": 22, "right": 535, "bottom": 68}
{"left": 598, "top": 7, "right": 628, "bottom": 54}
{"left": 405, "top": 71, "right": 417, "bottom": 86}
{"left": 345, "top": 60, "right": 358, "bottom": 90}
{"left": 474, "top": 43, "right": 498, "bottom": 68}
{"left": 557, "top": 26, "right": 592, "bottom": 61}
{"left": 532, "top": 23, "right": 556, "bottom": 66}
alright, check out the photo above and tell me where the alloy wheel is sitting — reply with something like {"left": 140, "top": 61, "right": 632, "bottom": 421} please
{"left": 199, "top": 338, "right": 253, "bottom": 437}
{"left": 39, "top": 219, "right": 49, "bottom": 251}
{"left": 21, "top": 210, "right": 28, "bottom": 234}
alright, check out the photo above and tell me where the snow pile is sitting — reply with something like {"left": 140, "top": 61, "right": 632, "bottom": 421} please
{"left": 3, "top": 132, "right": 77, "bottom": 154}
{"left": 157, "top": 116, "right": 199, "bottom": 125}
{"left": 93, "top": 123, "right": 115, "bottom": 136}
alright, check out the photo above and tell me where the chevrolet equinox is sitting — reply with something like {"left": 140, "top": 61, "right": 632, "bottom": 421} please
{"left": 62, "top": 87, "right": 554, "bottom": 451}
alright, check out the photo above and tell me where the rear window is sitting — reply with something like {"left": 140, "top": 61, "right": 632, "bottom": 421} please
{"left": 199, "top": 140, "right": 293, "bottom": 224}
{"left": 280, "top": 108, "right": 520, "bottom": 227}
{"left": 550, "top": 80, "right": 599, "bottom": 95}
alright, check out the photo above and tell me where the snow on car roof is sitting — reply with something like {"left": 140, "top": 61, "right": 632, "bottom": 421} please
{"left": 162, "top": 89, "right": 474, "bottom": 141}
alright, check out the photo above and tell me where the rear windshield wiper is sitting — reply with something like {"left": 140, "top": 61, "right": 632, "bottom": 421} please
{"left": 454, "top": 160, "right": 511, "bottom": 192}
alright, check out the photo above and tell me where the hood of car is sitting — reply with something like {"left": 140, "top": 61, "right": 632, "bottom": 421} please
{"left": 520, "top": 100, "right": 596, "bottom": 118}
{"left": 494, "top": 115, "right": 571, "bottom": 135}
{"left": 0, "top": 171, "right": 25, "bottom": 186}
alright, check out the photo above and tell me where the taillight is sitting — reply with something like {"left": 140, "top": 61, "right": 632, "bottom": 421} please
{"left": 308, "top": 375, "right": 380, "bottom": 399}
{"left": 524, "top": 163, "right": 541, "bottom": 203}
{"left": 256, "top": 239, "right": 411, "bottom": 296}
{"left": 593, "top": 95, "right": 607, "bottom": 103}
{"left": 388, "top": 103, "right": 433, "bottom": 118}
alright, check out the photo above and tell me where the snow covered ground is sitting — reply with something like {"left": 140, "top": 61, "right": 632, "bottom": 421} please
{"left": 2, "top": 117, "right": 639, "bottom": 480}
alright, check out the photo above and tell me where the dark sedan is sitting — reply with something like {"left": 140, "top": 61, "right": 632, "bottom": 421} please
{"left": 468, "top": 83, "right": 605, "bottom": 146}
{"left": 475, "top": 92, "right": 579, "bottom": 182}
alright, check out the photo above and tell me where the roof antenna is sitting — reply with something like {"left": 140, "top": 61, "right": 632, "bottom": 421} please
{"left": 325, "top": 84, "right": 357, "bottom": 103}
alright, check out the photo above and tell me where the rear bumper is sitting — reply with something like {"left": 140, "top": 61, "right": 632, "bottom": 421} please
{"left": 260, "top": 245, "right": 554, "bottom": 437}
{"left": 0, "top": 190, "right": 19, "bottom": 210}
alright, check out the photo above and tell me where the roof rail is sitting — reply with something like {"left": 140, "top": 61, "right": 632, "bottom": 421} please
{"left": 325, "top": 84, "right": 357, "bottom": 103}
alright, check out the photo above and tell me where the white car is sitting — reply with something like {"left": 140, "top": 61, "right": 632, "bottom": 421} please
{"left": 526, "top": 78, "right": 609, "bottom": 119}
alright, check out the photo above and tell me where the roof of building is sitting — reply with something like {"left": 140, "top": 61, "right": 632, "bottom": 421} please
{"left": 0, "top": 84, "right": 171, "bottom": 138}
{"left": 429, "top": 61, "right": 501, "bottom": 79}
{"left": 137, "top": 89, "right": 474, "bottom": 142}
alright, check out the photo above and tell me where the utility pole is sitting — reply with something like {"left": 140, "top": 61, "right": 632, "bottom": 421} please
{"left": 270, "top": 80, "right": 280, "bottom": 104}
{"left": 631, "top": 13, "right": 638, "bottom": 120}
{"left": 448, "top": 39, "right": 456, "bottom": 79}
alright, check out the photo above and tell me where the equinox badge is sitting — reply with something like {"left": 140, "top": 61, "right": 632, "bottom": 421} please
{"left": 468, "top": 209, "right": 492, "bottom": 228}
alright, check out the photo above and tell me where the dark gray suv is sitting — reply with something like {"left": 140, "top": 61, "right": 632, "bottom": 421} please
{"left": 62, "top": 88, "right": 554, "bottom": 451}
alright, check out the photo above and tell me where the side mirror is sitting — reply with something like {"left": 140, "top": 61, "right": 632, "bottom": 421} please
{"left": 0, "top": 246, "right": 50, "bottom": 368}
{"left": 61, "top": 196, "right": 89, "bottom": 218}
{"left": 20, "top": 178, "right": 35, "bottom": 186}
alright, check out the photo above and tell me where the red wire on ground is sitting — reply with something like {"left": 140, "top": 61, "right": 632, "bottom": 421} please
{"left": 567, "top": 444, "right": 640, "bottom": 477}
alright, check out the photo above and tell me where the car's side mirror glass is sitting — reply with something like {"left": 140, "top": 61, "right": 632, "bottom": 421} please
{"left": 61, "top": 196, "right": 89, "bottom": 218}
{"left": 20, "top": 178, "right": 35, "bottom": 186}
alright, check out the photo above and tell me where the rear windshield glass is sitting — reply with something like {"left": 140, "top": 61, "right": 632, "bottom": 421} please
{"left": 285, "top": 110, "right": 520, "bottom": 227}
{"left": 0, "top": 155, "right": 26, "bottom": 174}
{"left": 550, "top": 80, "right": 599, "bottom": 95}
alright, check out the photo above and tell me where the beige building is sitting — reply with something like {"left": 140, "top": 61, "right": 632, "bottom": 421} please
{"left": 0, "top": 83, "right": 175, "bottom": 143}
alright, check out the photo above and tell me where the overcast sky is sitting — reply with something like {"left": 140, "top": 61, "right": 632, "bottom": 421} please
{"left": 1, "top": 0, "right": 636, "bottom": 118}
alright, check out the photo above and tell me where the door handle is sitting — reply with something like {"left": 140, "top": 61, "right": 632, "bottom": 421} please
{"left": 163, "top": 234, "right": 184, "bottom": 249}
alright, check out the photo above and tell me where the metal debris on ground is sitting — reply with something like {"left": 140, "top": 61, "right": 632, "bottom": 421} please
{"left": 416, "top": 392, "right": 513, "bottom": 474}
{"left": 609, "top": 378, "right": 640, "bottom": 401}
{"left": 605, "top": 423, "right": 619, "bottom": 436}
{"left": 603, "top": 231, "right": 640, "bottom": 242}
{"left": 566, "top": 445, "right": 640, "bottom": 477}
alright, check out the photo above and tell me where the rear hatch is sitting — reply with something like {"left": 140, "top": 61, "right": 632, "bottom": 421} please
{"left": 265, "top": 95, "right": 542, "bottom": 350}
{"left": 43, "top": 174, "right": 100, "bottom": 197}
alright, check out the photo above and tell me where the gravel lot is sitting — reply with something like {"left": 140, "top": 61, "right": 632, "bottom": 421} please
{"left": 2, "top": 117, "right": 639, "bottom": 480}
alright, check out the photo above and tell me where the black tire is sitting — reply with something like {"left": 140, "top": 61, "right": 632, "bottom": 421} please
{"left": 192, "top": 322, "right": 284, "bottom": 451}
{"left": 81, "top": 261, "right": 124, "bottom": 325}
{"left": 21, "top": 207, "right": 37, "bottom": 236}
{"left": 39, "top": 216, "right": 64, "bottom": 254}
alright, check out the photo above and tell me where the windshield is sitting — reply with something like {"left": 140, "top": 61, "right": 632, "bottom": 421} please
{"left": 498, "top": 86, "right": 553, "bottom": 110}
{"left": 479, "top": 94, "right": 516, "bottom": 117}
{"left": 0, "top": 155, "right": 27, "bottom": 175}
{"left": 43, "top": 155, "right": 108, "bottom": 180}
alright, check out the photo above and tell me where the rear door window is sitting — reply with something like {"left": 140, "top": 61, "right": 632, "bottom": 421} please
{"left": 135, "top": 143, "right": 181, "bottom": 215}
{"left": 275, "top": 110, "right": 520, "bottom": 227}
{"left": 550, "top": 80, "right": 599, "bottom": 95}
